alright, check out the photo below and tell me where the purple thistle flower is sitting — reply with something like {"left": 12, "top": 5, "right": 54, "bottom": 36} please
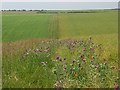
{"left": 81, "top": 55, "right": 84, "bottom": 60}
{"left": 59, "top": 58, "right": 62, "bottom": 62}
{"left": 72, "top": 60, "right": 76, "bottom": 63}
{"left": 64, "top": 58, "right": 66, "bottom": 60}
{"left": 56, "top": 56, "right": 59, "bottom": 60}
{"left": 115, "top": 84, "right": 119, "bottom": 90}
{"left": 58, "top": 86, "right": 61, "bottom": 90}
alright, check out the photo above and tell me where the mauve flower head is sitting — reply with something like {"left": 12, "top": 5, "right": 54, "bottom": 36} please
{"left": 58, "top": 86, "right": 61, "bottom": 90}
{"left": 56, "top": 56, "right": 59, "bottom": 60}
{"left": 115, "top": 84, "right": 119, "bottom": 90}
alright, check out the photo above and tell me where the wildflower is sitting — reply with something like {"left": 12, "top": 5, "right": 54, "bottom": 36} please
{"left": 104, "top": 62, "right": 107, "bottom": 65}
{"left": 83, "top": 48, "right": 86, "bottom": 51}
{"left": 115, "top": 84, "right": 119, "bottom": 90}
{"left": 64, "top": 58, "right": 66, "bottom": 60}
{"left": 56, "top": 56, "right": 59, "bottom": 60}
{"left": 73, "top": 41, "right": 76, "bottom": 44}
{"left": 41, "top": 62, "right": 46, "bottom": 66}
{"left": 58, "top": 86, "right": 61, "bottom": 90}
{"left": 81, "top": 55, "right": 84, "bottom": 60}
{"left": 92, "top": 48, "right": 94, "bottom": 52}
{"left": 90, "top": 59, "right": 93, "bottom": 62}
{"left": 72, "top": 60, "right": 76, "bottom": 63}
{"left": 111, "top": 66, "right": 116, "bottom": 69}
{"left": 82, "top": 58, "right": 86, "bottom": 62}
{"left": 36, "top": 49, "right": 39, "bottom": 52}
{"left": 26, "top": 52, "right": 29, "bottom": 55}
{"left": 95, "top": 65, "right": 99, "bottom": 69}
{"left": 52, "top": 60, "right": 56, "bottom": 62}
{"left": 73, "top": 67, "right": 75, "bottom": 70}
{"left": 59, "top": 58, "right": 62, "bottom": 62}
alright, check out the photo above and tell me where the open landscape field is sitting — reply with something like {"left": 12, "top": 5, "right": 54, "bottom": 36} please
{"left": 2, "top": 10, "right": 119, "bottom": 88}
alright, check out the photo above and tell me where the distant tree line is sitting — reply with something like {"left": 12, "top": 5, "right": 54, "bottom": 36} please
{"left": 36, "top": 10, "right": 96, "bottom": 14}
{"left": 1, "top": 9, "right": 97, "bottom": 14}
{"left": 2, "top": 9, "right": 118, "bottom": 13}
{"left": 1, "top": 9, "right": 46, "bottom": 11}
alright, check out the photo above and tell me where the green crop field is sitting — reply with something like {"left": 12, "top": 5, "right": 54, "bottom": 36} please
{"left": 2, "top": 10, "right": 119, "bottom": 88}
{"left": 2, "top": 14, "right": 52, "bottom": 42}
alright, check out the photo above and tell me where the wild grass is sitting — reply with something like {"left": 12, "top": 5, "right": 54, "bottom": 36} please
{"left": 2, "top": 38, "right": 119, "bottom": 88}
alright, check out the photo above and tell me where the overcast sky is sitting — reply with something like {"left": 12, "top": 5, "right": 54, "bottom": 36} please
{"left": 2, "top": 0, "right": 120, "bottom": 2}
{"left": 2, "top": 2, "right": 118, "bottom": 10}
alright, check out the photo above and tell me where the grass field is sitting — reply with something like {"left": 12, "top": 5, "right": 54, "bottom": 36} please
{"left": 2, "top": 10, "right": 119, "bottom": 88}
{"left": 2, "top": 14, "right": 52, "bottom": 42}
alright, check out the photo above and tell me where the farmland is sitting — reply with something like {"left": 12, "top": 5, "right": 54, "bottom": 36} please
{"left": 2, "top": 10, "right": 119, "bottom": 88}
{"left": 2, "top": 14, "right": 52, "bottom": 41}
